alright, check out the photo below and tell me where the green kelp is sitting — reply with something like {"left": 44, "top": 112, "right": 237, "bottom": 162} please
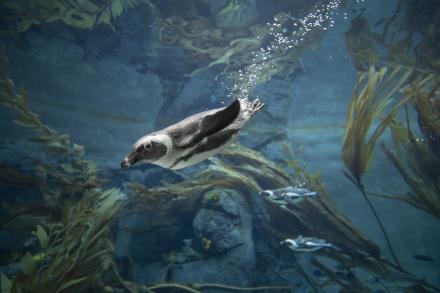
{"left": 341, "top": 65, "right": 417, "bottom": 270}
{"left": 345, "top": 16, "right": 382, "bottom": 72}
{"left": 385, "top": 0, "right": 440, "bottom": 72}
{"left": 345, "top": 15, "right": 417, "bottom": 72}
{"left": 342, "top": 0, "right": 440, "bottom": 218}
{"left": 2, "top": 188, "right": 124, "bottom": 293}
{"left": 376, "top": 76, "right": 440, "bottom": 219}
{"left": 345, "top": 1, "right": 440, "bottom": 73}
{"left": 342, "top": 66, "right": 413, "bottom": 185}
{"left": 158, "top": 15, "right": 226, "bottom": 52}
{"left": 155, "top": 10, "right": 323, "bottom": 79}
{"left": 0, "top": 50, "right": 124, "bottom": 292}
{"left": 0, "top": 49, "right": 104, "bottom": 206}
{"left": 0, "top": 0, "right": 139, "bottom": 35}
{"left": 127, "top": 142, "right": 380, "bottom": 264}
{"left": 121, "top": 144, "right": 284, "bottom": 228}
{"left": 122, "top": 143, "right": 437, "bottom": 293}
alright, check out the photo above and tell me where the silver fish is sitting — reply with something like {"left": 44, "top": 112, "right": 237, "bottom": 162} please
{"left": 280, "top": 235, "right": 334, "bottom": 252}
{"left": 259, "top": 186, "right": 317, "bottom": 205}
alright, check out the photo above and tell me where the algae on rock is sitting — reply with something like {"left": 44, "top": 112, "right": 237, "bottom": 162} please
{"left": 0, "top": 0, "right": 139, "bottom": 35}
{"left": 120, "top": 142, "right": 431, "bottom": 292}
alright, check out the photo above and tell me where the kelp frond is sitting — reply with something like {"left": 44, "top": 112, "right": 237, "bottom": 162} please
{"left": 0, "top": 50, "right": 124, "bottom": 292}
{"left": 342, "top": 65, "right": 413, "bottom": 184}
{"left": 345, "top": 16, "right": 382, "bottom": 72}
{"left": 377, "top": 76, "right": 440, "bottom": 218}
{"left": 341, "top": 65, "right": 417, "bottom": 270}
{"left": 125, "top": 143, "right": 404, "bottom": 291}
{"left": 0, "top": 0, "right": 139, "bottom": 35}
{"left": 2, "top": 188, "right": 125, "bottom": 293}
{"left": 126, "top": 143, "right": 291, "bottom": 207}
{"left": 0, "top": 48, "right": 105, "bottom": 206}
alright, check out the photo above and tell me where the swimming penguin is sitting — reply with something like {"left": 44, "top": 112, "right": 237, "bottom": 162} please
{"left": 121, "top": 98, "right": 264, "bottom": 170}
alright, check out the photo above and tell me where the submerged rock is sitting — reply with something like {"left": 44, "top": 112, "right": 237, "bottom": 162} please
{"left": 172, "top": 189, "right": 256, "bottom": 285}
{"left": 193, "top": 190, "right": 242, "bottom": 253}
{"left": 125, "top": 188, "right": 256, "bottom": 286}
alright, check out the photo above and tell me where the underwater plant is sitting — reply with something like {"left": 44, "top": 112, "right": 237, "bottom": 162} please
{"left": 0, "top": 0, "right": 140, "bottom": 35}
{"left": 0, "top": 49, "right": 126, "bottom": 293}
{"left": 384, "top": 0, "right": 440, "bottom": 72}
{"left": 122, "top": 142, "right": 440, "bottom": 292}
{"left": 345, "top": 16, "right": 382, "bottom": 72}
{"left": 1, "top": 188, "right": 124, "bottom": 293}
{"left": 0, "top": 48, "right": 318, "bottom": 292}
{"left": 341, "top": 65, "right": 417, "bottom": 270}
{"left": 342, "top": 66, "right": 414, "bottom": 186}
{"left": 374, "top": 75, "right": 440, "bottom": 219}
{"left": 345, "top": 1, "right": 440, "bottom": 74}
{"left": 0, "top": 49, "right": 105, "bottom": 206}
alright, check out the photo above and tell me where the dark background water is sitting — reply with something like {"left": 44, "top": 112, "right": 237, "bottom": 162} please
{"left": 1, "top": 0, "right": 439, "bottom": 292}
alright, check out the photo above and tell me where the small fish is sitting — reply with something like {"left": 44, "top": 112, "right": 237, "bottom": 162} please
{"left": 259, "top": 186, "right": 317, "bottom": 205}
{"left": 412, "top": 254, "right": 434, "bottom": 262}
{"left": 280, "top": 235, "right": 334, "bottom": 252}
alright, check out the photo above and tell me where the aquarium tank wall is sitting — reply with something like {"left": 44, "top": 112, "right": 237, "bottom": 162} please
{"left": 0, "top": 0, "right": 439, "bottom": 292}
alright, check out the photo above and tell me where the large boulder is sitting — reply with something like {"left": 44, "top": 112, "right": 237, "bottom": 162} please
{"left": 127, "top": 189, "right": 256, "bottom": 287}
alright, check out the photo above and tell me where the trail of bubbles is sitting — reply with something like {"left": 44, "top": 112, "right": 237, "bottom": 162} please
{"left": 222, "top": 0, "right": 343, "bottom": 99}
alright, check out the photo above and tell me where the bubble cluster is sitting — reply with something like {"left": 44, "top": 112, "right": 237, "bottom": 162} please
{"left": 406, "top": 135, "right": 439, "bottom": 144}
{"left": 224, "top": 0, "right": 342, "bottom": 99}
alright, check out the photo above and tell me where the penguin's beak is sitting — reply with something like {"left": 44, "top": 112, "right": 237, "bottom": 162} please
{"left": 121, "top": 151, "right": 138, "bottom": 169}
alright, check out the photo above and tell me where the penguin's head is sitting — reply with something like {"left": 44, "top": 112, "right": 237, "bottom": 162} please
{"left": 121, "top": 134, "right": 169, "bottom": 168}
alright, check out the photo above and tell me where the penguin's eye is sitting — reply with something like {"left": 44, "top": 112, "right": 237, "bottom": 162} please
{"left": 144, "top": 143, "right": 152, "bottom": 151}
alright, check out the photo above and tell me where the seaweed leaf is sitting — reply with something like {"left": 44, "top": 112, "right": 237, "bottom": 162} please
{"left": 0, "top": 49, "right": 119, "bottom": 292}
{"left": 1, "top": 274, "right": 11, "bottom": 293}
{"left": 20, "top": 252, "right": 37, "bottom": 275}
{"left": 0, "top": 0, "right": 139, "bottom": 35}
{"left": 379, "top": 78, "right": 440, "bottom": 219}
{"left": 33, "top": 225, "right": 49, "bottom": 249}
{"left": 341, "top": 65, "right": 415, "bottom": 270}
{"left": 55, "top": 276, "right": 89, "bottom": 293}
{"left": 342, "top": 65, "right": 413, "bottom": 183}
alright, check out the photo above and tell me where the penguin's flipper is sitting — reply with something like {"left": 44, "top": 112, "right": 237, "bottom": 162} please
{"left": 176, "top": 99, "right": 240, "bottom": 148}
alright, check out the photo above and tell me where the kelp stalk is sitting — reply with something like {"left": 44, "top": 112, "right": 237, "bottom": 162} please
{"left": 342, "top": 66, "right": 415, "bottom": 270}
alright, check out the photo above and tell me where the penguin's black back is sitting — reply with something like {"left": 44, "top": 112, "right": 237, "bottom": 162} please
{"left": 165, "top": 99, "right": 241, "bottom": 148}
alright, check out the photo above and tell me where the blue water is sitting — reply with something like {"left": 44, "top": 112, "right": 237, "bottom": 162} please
{"left": 1, "top": 0, "right": 439, "bottom": 292}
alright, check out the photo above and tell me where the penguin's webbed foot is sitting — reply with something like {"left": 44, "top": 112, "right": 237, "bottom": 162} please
{"left": 251, "top": 98, "right": 264, "bottom": 113}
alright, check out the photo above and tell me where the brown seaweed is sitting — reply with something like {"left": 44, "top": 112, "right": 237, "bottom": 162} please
{"left": 0, "top": 49, "right": 124, "bottom": 293}
{"left": 341, "top": 65, "right": 417, "bottom": 270}
{"left": 345, "top": 16, "right": 382, "bottom": 72}
{"left": 345, "top": 3, "right": 440, "bottom": 74}
{"left": 2, "top": 188, "right": 124, "bottom": 293}
{"left": 0, "top": 49, "right": 105, "bottom": 207}
{"left": 374, "top": 75, "right": 440, "bottom": 218}
{"left": 342, "top": 66, "right": 414, "bottom": 184}
{"left": 124, "top": 143, "right": 425, "bottom": 292}
{"left": 0, "top": 0, "right": 139, "bottom": 35}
